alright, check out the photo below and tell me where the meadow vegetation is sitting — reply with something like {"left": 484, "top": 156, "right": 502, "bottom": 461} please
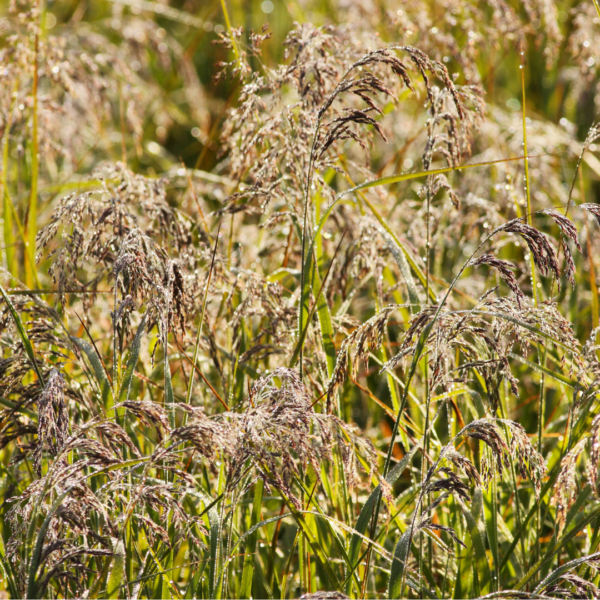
{"left": 2, "top": 0, "right": 600, "bottom": 598}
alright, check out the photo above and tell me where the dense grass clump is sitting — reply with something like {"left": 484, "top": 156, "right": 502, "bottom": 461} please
{"left": 2, "top": 0, "right": 600, "bottom": 598}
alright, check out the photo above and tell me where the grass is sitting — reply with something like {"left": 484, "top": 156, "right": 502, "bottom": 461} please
{"left": 1, "top": 0, "right": 600, "bottom": 598}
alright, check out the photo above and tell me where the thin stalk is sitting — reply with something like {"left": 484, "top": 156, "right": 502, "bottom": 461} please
{"left": 498, "top": 395, "right": 527, "bottom": 576}
{"left": 1, "top": 128, "right": 41, "bottom": 289}
{"left": 26, "top": 31, "right": 39, "bottom": 289}
{"left": 219, "top": 0, "right": 242, "bottom": 69}
{"left": 298, "top": 141, "right": 319, "bottom": 381}
{"left": 113, "top": 282, "right": 119, "bottom": 402}
{"left": 420, "top": 174, "right": 433, "bottom": 599}
{"left": 520, "top": 50, "right": 537, "bottom": 305}
{"left": 1, "top": 81, "right": 18, "bottom": 277}
{"left": 298, "top": 62, "right": 358, "bottom": 379}
{"left": 521, "top": 49, "right": 546, "bottom": 569}
{"left": 582, "top": 196, "right": 599, "bottom": 334}
{"left": 186, "top": 221, "right": 221, "bottom": 406}
{"left": 118, "top": 81, "right": 127, "bottom": 164}
{"left": 369, "top": 228, "right": 499, "bottom": 596}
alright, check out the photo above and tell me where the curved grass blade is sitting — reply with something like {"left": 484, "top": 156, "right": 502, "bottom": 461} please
{"left": 0, "top": 541, "right": 18, "bottom": 599}
{"left": 509, "top": 352, "right": 577, "bottom": 387}
{"left": 309, "top": 154, "right": 552, "bottom": 309}
{"left": 292, "top": 231, "right": 346, "bottom": 370}
{"left": 469, "top": 310, "right": 577, "bottom": 352}
{"left": 186, "top": 220, "right": 221, "bottom": 405}
{"left": 0, "top": 283, "right": 44, "bottom": 385}
{"left": 362, "top": 194, "right": 436, "bottom": 304}
{"left": 277, "top": 491, "right": 343, "bottom": 591}
{"left": 26, "top": 484, "right": 81, "bottom": 598}
{"left": 240, "top": 479, "right": 264, "bottom": 598}
{"left": 388, "top": 526, "right": 411, "bottom": 599}
{"left": 106, "top": 537, "right": 126, "bottom": 599}
{"left": 208, "top": 494, "right": 221, "bottom": 599}
{"left": 71, "top": 336, "right": 113, "bottom": 410}
{"left": 382, "top": 229, "right": 422, "bottom": 311}
{"left": 26, "top": 455, "right": 152, "bottom": 598}
{"left": 533, "top": 552, "right": 600, "bottom": 594}
{"left": 117, "top": 314, "right": 148, "bottom": 416}
{"left": 462, "top": 488, "right": 491, "bottom": 596}
{"left": 347, "top": 444, "right": 419, "bottom": 596}
{"left": 499, "top": 461, "right": 562, "bottom": 574}
{"left": 339, "top": 155, "right": 540, "bottom": 199}
{"left": 516, "top": 504, "right": 600, "bottom": 590}
{"left": 0, "top": 396, "right": 37, "bottom": 420}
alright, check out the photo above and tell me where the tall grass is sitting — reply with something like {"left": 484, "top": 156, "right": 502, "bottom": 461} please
{"left": 1, "top": 1, "right": 600, "bottom": 598}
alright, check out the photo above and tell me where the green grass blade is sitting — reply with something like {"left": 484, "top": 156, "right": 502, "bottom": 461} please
{"left": 462, "top": 488, "right": 491, "bottom": 596}
{"left": 0, "top": 539, "right": 19, "bottom": 599}
{"left": 484, "top": 471, "right": 500, "bottom": 591}
{"left": 161, "top": 325, "right": 175, "bottom": 600}
{"left": 509, "top": 352, "right": 578, "bottom": 387}
{"left": 0, "top": 396, "right": 37, "bottom": 420}
{"left": 278, "top": 493, "right": 343, "bottom": 591}
{"left": 0, "top": 283, "right": 44, "bottom": 385}
{"left": 186, "top": 220, "right": 221, "bottom": 405}
{"left": 26, "top": 32, "right": 39, "bottom": 289}
{"left": 347, "top": 445, "right": 419, "bottom": 596}
{"left": 469, "top": 310, "right": 577, "bottom": 352}
{"left": 383, "top": 229, "right": 422, "bottom": 311}
{"left": 240, "top": 479, "right": 264, "bottom": 598}
{"left": 26, "top": 482, "right": 80, "bottom": 598}
{"left": 516, "top": 504, "right": 600, "bottom": 590}
{"left": 388, "top": 526, "right": 412, "bottom": 599}
{"left": 164, "top": 346, "right": 175, "bottom": 428}
{"left": 313, "top": 264, "right": 337, "bottom": 377}
{"left": 1, "top": 82, "right": 17, "bottom": 276}
{"left": 534, "top": 552, "right": 600, "bottom": 595}
{"left": 292, "top": 232, "right": 345, "bottom": 372}
{"left": 499, "top": 461, "right": 561, "bottom": 574}
{"left": 107, "top": 537, "right": 126, "bottom": 599}
{"left": 208, "top": 494, "right": 221, "bottom": 599}
{"left": 339, "top": 155, "right": 534, "bottom": 198}
{"left": 71, "top": 336, "right": 113, "bottom": 410}
{"left": 360, "top": 194, "right": 436, "bottom": 304}
{"left": 117, "top": 314, "right": 148, "bottom": 416}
